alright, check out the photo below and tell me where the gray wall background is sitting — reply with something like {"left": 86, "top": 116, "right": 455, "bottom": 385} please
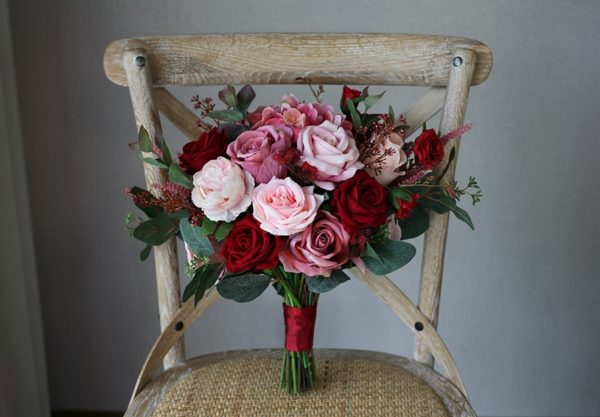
{"left": 8, "top": 0, "right": 600, "bottom": 415}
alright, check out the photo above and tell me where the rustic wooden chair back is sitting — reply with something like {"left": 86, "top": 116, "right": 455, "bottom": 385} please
{"left": 104, "top": 33, "right": 492, "bottom": 401}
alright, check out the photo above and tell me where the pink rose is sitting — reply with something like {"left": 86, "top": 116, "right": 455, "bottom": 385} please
{"left": 260, "top": 106, "right": 284, "bottom": 127}
{"left": 191, "top": 157, "right": 254, "bottom": 222}
{"left": 279, "top": 211, "right": 351, "bottom": 277}
{"left": 227, "top": 125, "right": 291, "bottom": 184}
{"left": 364, "top": 132, "right": 408, "bottom": 185}
{"left": 252, "top": 177, "right": 324, "bottom": 236}
{"left": 297, "top": 121, "right": 363, "bottom": 190}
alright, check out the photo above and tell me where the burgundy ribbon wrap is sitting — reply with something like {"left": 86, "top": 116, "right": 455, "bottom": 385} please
{"left": 283, "top": 304, "right": 317, "bottom": 352}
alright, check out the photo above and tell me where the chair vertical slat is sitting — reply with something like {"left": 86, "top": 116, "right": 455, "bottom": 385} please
{"left": 124, "top": 50, "right": 185, "bottom": 369}
{"left": 414, "top": 48, "right": 477, "bottom": 366}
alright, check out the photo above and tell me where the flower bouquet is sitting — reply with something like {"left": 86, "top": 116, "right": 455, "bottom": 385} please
{"left": 125, "top": 83, "right": 481, "bottom": 393}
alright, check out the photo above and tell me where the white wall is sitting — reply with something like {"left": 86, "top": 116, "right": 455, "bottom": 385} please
{"left": 8, "top": 0, "right": 600, "bottom": 415}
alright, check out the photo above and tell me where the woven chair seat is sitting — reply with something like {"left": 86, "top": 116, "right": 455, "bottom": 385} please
{"left": 127, "top": 349, "right": 474, "bottom": 417}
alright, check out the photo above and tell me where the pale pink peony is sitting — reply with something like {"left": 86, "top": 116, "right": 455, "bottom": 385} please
{"left": 364, "top": 132, "right": 408, "bottom": 185}
{"left": 191, "top": 157, "right": 254, "bottom": 222}
{"left": 297, "top": 121, "right": 363, "bottom": 190}
{"left": 279, "top": 211, "right": 351, "bottom": 277}
{"left": 252, "top": 177, "right": 324, "bottom": 236}
{"left": 227, "top": 125, "right": 291, "bottom": 184}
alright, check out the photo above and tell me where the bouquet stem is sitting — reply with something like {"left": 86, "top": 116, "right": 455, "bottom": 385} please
{"left": 278, "top": 272, "right": 318, "bottom": 394}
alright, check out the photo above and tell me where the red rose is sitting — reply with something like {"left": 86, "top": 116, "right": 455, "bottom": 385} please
{"left": 340, "top": 86, "right": 361, "bottom": 107}
{"left": 179, "top": 127, "right": 227, "bottom": 174}
{"left": 220, "top": 215, "right": 283, "bottom": 273}
{"left": 396, "top": 193, "right": 420, "bottom": 220}
{"left": 413, "top": 129, "right": 444, "bottom": 169}
{"left": 331, "top": 171, "right": 388, "bottom": 233}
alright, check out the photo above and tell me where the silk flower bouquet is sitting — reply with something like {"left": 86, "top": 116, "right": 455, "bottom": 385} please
{"left": 125, "top": 83, "right": 481, "bottom": 393}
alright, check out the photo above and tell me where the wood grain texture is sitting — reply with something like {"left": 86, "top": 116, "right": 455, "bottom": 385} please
{"left": 123, "top": 50, "right": 185, "bottom": 369}
{"left": 348, "top": 268, "right": 467, "bottom": 396}
{"left": 130, "top": 290, "right": 220, "bottom": 402}
{"left": 400, "top": 86, "right": 446, "bottom": 137}
{"left": 414, "top": 48, "right": 477, "bottom": 366}
{"left": 154, "top": 87, "right": 204, "bottom": 140}
{"left": 125, "top": 349, "right": 475, "bottom": 417}
{"left": 104, "top": 34, "right": 492, "bottom": 87}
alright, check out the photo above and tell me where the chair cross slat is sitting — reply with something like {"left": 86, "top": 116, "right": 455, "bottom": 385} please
{"left": 398, "top": 87, "right": 446, "bottom": 137}
{"left": 154, "top": 87, "right": 204, "bottom": 140}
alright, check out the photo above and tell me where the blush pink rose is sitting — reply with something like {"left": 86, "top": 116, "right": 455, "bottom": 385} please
{"left": 297, "top": 121, "right": 364, "bottom": 190}
{"left": 279, "top": 211, "right": 351, "bottom": 277}
{"left": 191, "top": 157, "right": 254, "bottom": 222}
{"left": 227, "top": 125, "right": 291, "bottom": 184}
{"left": 252, "top": 177, "right": 324, "bottom": 236}
{"left": 364, "top": 132, "right": 408, "bottom": 185}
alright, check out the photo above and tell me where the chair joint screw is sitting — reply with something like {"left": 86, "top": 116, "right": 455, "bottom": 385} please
{"left": 135, "top": 56, "right": 146, "bottom": 67}
{"left": 174, "top": 321, "right": 184, "bottom": 331}
{"left": 452, "top": 56, "right": 463, "bottom": 67}
{"left": 414, "top": 322, "right": 424, "bottom": 331}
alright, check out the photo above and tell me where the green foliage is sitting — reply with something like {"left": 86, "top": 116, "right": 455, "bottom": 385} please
{"left": 154, "top": 134, "right": 173, "bottom": 166}
{"left": 182, "top": 263, "right": 222, "bottom": 305}
{"left": 207, "top": 109, "right": 245, "bottom": 122}
{"left": 214, "top": 222, "right": 234, "bottom": 241}
{"left": 399, "top": 206, "right": 430, "bottom": 240}
{"left": 345, "top": 98, "right": 362, "bottom": 129}
{"left": 306, "top": 270, "right": 350, "bottom": 293}
{"left": 168, "top": 164, "right": 193, "bottom": 189}
{"left": 129, "top": 186, "right": 163, "bottom": 217}
{"left": 363, "top": 239, "right": 417, "bottom": 275}
{"left": 199, "top": 216, "right": 218, "bottom": 236}
{"left": 142, "top": 157, "right": 168, "bottom": 169}
{"left": 138, "top": 126, "right": 153, "bottom": 153}
{"left": 419, "top": 195, "right": 474, "bottom": 230}
{"left": 179, "top": 218, "right": 214, "bottom": 256}
{"left": 217, "top": 273, "right": 271, "bottom": 303}
{"left": 218, "top": 85, "right": 238, "bottom": 108}
{"left": 363, "top": 90, "right": 385, "bottom": 111}
{"left": 132, "top": 212, "right": 179, "bottom": 246}
{"left": 236, "top": 84, "right": 256, "bottom": 113}
{"left": 139, "top": 245, "right": 152, "bottom": 261}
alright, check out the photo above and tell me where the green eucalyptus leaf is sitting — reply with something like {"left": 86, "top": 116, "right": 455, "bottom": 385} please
{"left": 214, "top": 222, "right": 234, "bottom": 241}
{"left": 306, "top": 270, "right": 350, "bottom": 293}
{"left": 363, "top": 90, "right": 386, "bottom": 111}
{"left": 139, "top": 245, "right": 152, "bottom": 261}
{"left": 363, "top": 239, "right": 416, "bottom": 275}
{"left": 236, "top": 84, "right": 256, "bottom": 113}
{"left": 208, "top": 109, "right": 245, "bottom": 122}
{"left": 142, "top": 157, "right": 168, "bottom": 169}
{"left": 218, "top": 85, "right": 238, "bottom": 108}
{"left": 138, "top": 126, "right": 153, "bottom": 153}
{"left": 364, "top": 242, "right": 382, "bottom": 262}
{"left": 419, "top": 197, "right": 451, "bottom": 214}
{"left": 217, "top": 273, "right": 271, "bottom": 303}
{"left": 388, "top": 105, "right": 395, "bottom": 123}
{"left": 345, "top": 98, "right": 362, "bottom": 129}
{"left": 180, "top": 218, "right": 214, "bottom": 256}
{"left": 168, "top": 210, "right": 189, "bottom": 220}
{"left": 399, "top": 206, "right": 430, "bottom": 240}
{"left": 168, "top": 164, "right": 193, "bottom": 189}
{"left": 133, "top": 212, "right": 178, "bottom": 246}
{"left": 154, "top": 134, "right": 172, "bottom": 166}
{"left": 199, "top": 216, "right": 218, "bottom": 236}
{"left": 182, "top": 263, "right": 222, "bottom": 305}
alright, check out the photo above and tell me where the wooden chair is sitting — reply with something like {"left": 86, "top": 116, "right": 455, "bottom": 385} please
{"left": 103, "top": 33, "right": 492, "bottom": 417}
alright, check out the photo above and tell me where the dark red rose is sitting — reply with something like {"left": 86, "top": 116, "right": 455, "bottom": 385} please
{"left": 395, "top": 193, "right": 421, "bottom": 220}
{"left": 330, "top": 171, "right": 388, "bottom": 233}
{"left": 220, "top": 215, "right": 283, "bottom": 273}
{"left": 179, "top": 127, "right": 227, "bottom": 174}
{"left": 340, "top": 86, "right": 361, "bottom": 107}
{"left": 413, "top": 129, "right": 444, "bottom": 169}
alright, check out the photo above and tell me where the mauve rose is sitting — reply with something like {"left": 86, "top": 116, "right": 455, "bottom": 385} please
{"left": 281, "top": 93, "right": 300, "bottom": 108}
{"left": 279, "top": 211, "right": 351, "bottom": 277}
{"left": 227, "top": 125, "right": 291, "bottom": 184}
{"left": 297, "top": 121, "right": 363, "bottom": 190}
{"left": 191, "top": 157, "right": 254, "bottom": 222}
{"left": 364, "top": 132, "right": 408, "bottom": 185}
{"left": 252, "top": 177, "right": 324, "bottom": 236}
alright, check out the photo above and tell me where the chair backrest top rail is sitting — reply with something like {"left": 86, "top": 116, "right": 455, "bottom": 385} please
{"left": 104, "top": 33, "right": 492, "bottom": 87}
